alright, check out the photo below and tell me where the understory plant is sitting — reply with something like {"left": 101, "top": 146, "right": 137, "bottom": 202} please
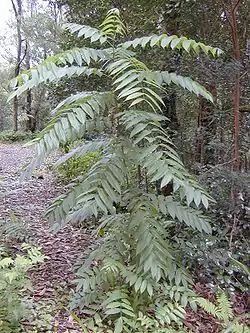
{"left": 10, "top": 8, "right": 224, "bottom": 332}
{"left": 0, "top": 130, "right": 36, "bottom": 143}
{"left": 56, "top": 145, "right": 101, "bottom": 181}
{"left": 0, "top": 243, "right": 47, "bottom": 332}
{"left": 196, "top": 293, "right": 250, "bottom": 333}
{"left": 0, "top": 214, "right": 29, "bottom": 242}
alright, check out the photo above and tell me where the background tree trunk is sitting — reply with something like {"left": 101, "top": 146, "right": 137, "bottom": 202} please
{"left": 226, "top": 0, "right": 241, "bottom": 172}
{"left": 195, "top": 86, "right": 217, "bottom": 165}
{"left": 11, "top": 0, "right": 23, "bottom": 132}
{"left": 25, "top": 42, "right": 35, "bottom": 132}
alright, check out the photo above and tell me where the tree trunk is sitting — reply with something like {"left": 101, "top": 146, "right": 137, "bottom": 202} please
{"left": 227, "top": 0, "right": 241, "bottom": 171}
{"left": 11, "top": 0, "right": 23, "bottom": 132}
{"left": 13, "top": 96, "right": 18, "bottom": 131}
{"left": 195, "top": 85, "right": 217, "bottom": 165}
{"left": 25, "top": 42, "right": 34, "bottom": 132}
{"left": 233, "top": 73, "right": 240, "bottom": 171}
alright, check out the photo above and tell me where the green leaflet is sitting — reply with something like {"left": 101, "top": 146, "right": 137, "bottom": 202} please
{"left": 100, "top": 8, "right": 126, "bottom": 37}
{"left": 64, "top": 23, "right": 107, "bottom": 44}
{"left": 121, "top": 34, "right": 223, "bottom": 57}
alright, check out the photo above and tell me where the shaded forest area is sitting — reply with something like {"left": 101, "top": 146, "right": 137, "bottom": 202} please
{"left": 0, "top": 0, "right": 249, "bottom": 332}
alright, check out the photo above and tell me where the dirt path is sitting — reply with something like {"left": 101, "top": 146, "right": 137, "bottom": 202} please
{"left": 0, "top": 143, "right": 90, "bottom": 331}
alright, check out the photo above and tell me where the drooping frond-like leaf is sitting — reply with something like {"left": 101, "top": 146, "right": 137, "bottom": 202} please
{"left": 107, "top": 57, "right": 165, "bottom": 111}
{"left": 155, "top": 302, "right": 185, "bottom": 325}
{"left": 47, "top": 151, "right": 127, "bottom": 229}
{"left": 54, "top": 139, "right": 108, "bottom": 168}
{"left": 99, "top": 8, "right": 126, "bottom": 37}
{"left": 119, "top": 110, "right": 214, "bottom": 209}
{"left": 22, "top": 92, "right": 114, "bottom": 177}
{"left": 146, "top": 71, "right": 213, "bottom": 102}
{"left": 109, "top": 58, "right": 212, "bottom": 110}
{"left": 46, "top": 179, "right": 84, "bottom": 231}
{"left": 121, "top": 35, "right": 223, "bottom": 57}
{"left": 162, "top": 283, "right": 196, "bottom": 308}
{"left": 157, "top": 195, "right": 211, "bottom": 233}
{"left": 11, "top": 66, "right": 103, "bottom": 99}
{"left": 63, "top": 23, "right": 107, "bottom": 44}
{"left": 67, "top": 152, "right": 126, "bottom": 222}
{"left": 9, "top": 47, "right": 110, "bottom": 100}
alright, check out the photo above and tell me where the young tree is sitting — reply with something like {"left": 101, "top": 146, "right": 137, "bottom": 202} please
{"left": 10, "top": 9, "right": 222, "bottom": 331}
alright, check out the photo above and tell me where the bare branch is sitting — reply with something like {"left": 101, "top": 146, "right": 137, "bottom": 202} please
{"left": 232, "top": 0, "right": 241, "bottom": 13}
{"left": 11, "top": 0, "right": 18, "bottom": 18}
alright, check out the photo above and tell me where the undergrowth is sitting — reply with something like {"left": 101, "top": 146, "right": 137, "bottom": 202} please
{"left": 0, "top": 131, "right": 36, "bottom": 143}
{"left": 0, "top": 243, "right": 47, "bottom": 332}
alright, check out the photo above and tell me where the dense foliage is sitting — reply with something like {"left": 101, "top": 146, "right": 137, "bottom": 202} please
{"left": 0, "top": 243, "right": 46, "bottom": 332}
{"left": 0, "top": 130, "right": 36, "bottom": 143}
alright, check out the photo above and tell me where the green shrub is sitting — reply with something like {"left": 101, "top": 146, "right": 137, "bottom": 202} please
{"left": 57, "top": 150, "right": 101, "bottom": 180}
{"left": 0, "top": 131, "right": 36, "bottom": 143}
{"left": 0, "top": 243, "right": 47, "bottom": 332}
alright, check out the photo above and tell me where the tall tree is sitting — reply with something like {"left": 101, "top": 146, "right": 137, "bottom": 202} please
{"left": 223, "top": 0, "right": 242, "bottom": 172}
{"left": 11, "top": 0, "right": 23, "bottom": 131}
{"left": 25, "top": 40, "right": 33, "bottom": 131}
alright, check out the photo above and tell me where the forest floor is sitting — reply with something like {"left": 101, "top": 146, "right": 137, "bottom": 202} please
{"left": 0, "top": 143, "right": 249, "bottom": 333}
{"left": 0, "top": 143, "right": 89, "bottom": 332}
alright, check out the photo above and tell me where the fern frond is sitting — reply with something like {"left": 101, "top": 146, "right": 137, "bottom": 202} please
{"left": 122, "top": 35, "right": 223, "bottom": 57}
{"left": 217, "top": 293, "right": 233, "bottom": 322}
{"left": 197, "top": 295, "right": 250, "bottom": 333}
{"left": 224, "top": 322, "right": 250, "bottom": 333}
{"left": 0, "top": 218, "right": 28, "bottom": 242}
{"left": 195, "top": 297, "right": 220, "bottom": 319}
